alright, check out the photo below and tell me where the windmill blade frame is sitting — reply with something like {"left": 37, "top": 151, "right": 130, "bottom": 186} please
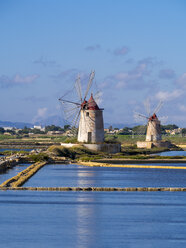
{"left": 75, "top": 75, "right": 83, "bottom": 103}
{"left": 134, "top": 111, "right": 149, "bottom": 120}
{"left": 144, "top": 98, "right": 151, "bottom": 117}
{"left": 152, "top": 100, "right": 163, "bottom": 115}
{"left": 84, "top": 71, "right": 95, "bottom": 101}
{"left": 59, "top": 98, "right": 81, "bottom": 106}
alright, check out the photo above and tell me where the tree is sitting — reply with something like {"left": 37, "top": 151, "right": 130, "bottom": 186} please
{"left": 0, "top": 127, "right": 5, "bottom": 134}
{"left": 182, "top": 128, "right": 186, "bottom": 136}
{"left": 45, "top": 125, "right": 64, "bottom": 132}
{"left": 162, "top": 124, "right": 178, "bottom": 131}
{"left": 18, "top": 126, "right": 30, "bottom": 134}
{"left": 64, "top": 125, "right": 70, "bottom": 131}
{"left": 119, "top": 127, "right": 131, "bottom": 135}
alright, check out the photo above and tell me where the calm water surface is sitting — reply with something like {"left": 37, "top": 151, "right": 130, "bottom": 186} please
{"left": 155, "top": 150, "right": 186, "bottom": 156}
{"left": 25, "top": 163, "right": 186, "bottom": 188}
{"left": 0, "top": 190, "right": 186, "bottom": 248}
{"left": 1, "top": 163, "right": 186, "bottom": 247}
{"left": 0, "top": 148, "right": 32, "bottom": 152}
{"left": 0, "top": 164, "right": 30, "bottom": 184}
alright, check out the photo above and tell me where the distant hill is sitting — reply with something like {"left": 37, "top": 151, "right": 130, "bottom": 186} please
{"left": 0, "top": 120, "right": 33, "bottom": 128}
{"left": 0, "top": 115, "right": 66, "bottom": 129}
{"left": 34, "top": 115, "right": 66, "bottom": 127}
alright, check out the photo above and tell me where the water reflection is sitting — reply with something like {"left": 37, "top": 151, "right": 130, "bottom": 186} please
{"left": 25, "top": 164, "right": 186, "bottom": 188}
{"left": 1, "top": 190, "right": 186, "bottom": 247}
{"left": 76, "top": 170, "right": 98, "bottom": 248}
{"left": 77, "top": 169, "right": 97, "bottom": 187}
{"left": 76, "top": 195, "right": 97, "bottom": 248}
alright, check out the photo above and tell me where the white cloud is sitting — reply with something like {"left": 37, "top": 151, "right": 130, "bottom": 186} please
{"left": 155, "top": 90, "right": 183, "bottom": 101}
{"left": 0, "top": 73, "right": 39, "bottom": 88}
{"left": 179, "top": 104, "right": 186, "bottom": 112}
{"left": 14, "top": 74, "right": 39, "bottom": 84}
{"left": 114, "top": 46, "right": 129, "bottom": 56}
{"left": 177, "top": 73, "right": 186, "bottom": 87}
{"left": 34, "top": 56, "right": 59, "bottom": 67}
{"left": 159, "top": 69, "right": 175, "bottom": 79}
{"left": 85, "top": 44, "right": 101, "bottom": 51}
{"left": 32, "top": 107, "right": 48, "bottom": 123}
{"left": 37, "top": 107, "right": 47, "bottom": 118}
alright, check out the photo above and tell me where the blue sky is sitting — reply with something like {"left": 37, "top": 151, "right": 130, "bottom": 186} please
{"left": 0, "top": 0, "right": 186, "bottom": 126}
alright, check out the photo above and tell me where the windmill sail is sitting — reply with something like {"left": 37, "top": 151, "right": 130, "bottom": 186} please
{"left": 134, "top": 101, "right": 164, "bottom": 142}
{"left": 59, "top": 71, "right": 104, "bottom": 143}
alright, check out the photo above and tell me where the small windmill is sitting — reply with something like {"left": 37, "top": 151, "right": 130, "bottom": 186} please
{"left": 59, "top": 71, "right": 104, "bottom": 143}
{"left": 135, "top": 101, "right": 163, "bottom": 142}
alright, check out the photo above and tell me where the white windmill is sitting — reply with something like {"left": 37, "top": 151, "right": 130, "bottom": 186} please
{"left": 134, "top": 100, "right": 171, "bottom": 148}
{"left": 59, "top": 71, "right": 104, "bottom": 144}
{"left": 135, "top": 101, "right": 163, "bottom": 142}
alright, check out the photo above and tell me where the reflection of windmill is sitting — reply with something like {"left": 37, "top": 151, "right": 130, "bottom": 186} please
{"left": 59, "top": 71, "right": 104, "bottom": 143}
{"left": 135, "top": 101, "right": 163, "bottom": 142}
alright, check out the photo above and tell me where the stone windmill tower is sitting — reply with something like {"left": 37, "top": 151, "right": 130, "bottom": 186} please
{"left": 59, "top": 71, "right": 104, "bottom": 144}
{"left": 135, "top": 101, "right": 171, "bottom": 148}
{"left": 145, "top": 113, "right": 161, "bottom": 142}
{"left": 78, "top": 93, "right": 104, "bottom": 143}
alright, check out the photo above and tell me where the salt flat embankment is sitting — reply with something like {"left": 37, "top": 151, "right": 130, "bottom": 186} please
{"left": 0, "top": 156, "right": 21, "bottom": 173}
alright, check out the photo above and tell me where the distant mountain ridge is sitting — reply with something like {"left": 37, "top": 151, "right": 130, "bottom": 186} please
{"left": 0, "top": 115, "right": 66, "bottom": 128}
{"left": 0, "top": 120, "right": 33, "bottom": 128}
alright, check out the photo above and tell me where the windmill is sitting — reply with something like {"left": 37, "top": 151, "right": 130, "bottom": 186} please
{"left": 59, "top": 71, "right": 104, "bottom": 143}
{"left": 135, "top": 101, "right": 163, "bottom": 142}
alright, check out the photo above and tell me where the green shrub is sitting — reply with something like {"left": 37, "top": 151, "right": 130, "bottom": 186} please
{"left": 28, "top": 153, "right": 49, "bottom": 162}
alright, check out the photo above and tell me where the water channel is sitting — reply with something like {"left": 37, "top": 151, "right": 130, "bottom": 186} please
{"left": 155, "top": 150, "right": 186, "bottom": 156}
{"left": 0, "top": 190, "right": 186, "bottom": 248}
{"left": 0, "top": 164, "right": 31, "bottom": 184}
{"left": 1, "top": 162, "right": 186, "bottom": 247}
{"left": 24, "top": 163, "right": 186, "bottom": 188}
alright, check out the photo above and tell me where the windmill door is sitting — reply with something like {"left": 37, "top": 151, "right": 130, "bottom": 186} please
{"left": 88, "top": 132, "right": 92, "bottom": 143}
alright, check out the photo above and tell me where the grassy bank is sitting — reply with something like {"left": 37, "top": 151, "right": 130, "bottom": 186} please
{"left": 0, "top": 162, "right": 46, "bottom": 187}
{"left": 46, "top": 145, "right": 186, "bottom": 162}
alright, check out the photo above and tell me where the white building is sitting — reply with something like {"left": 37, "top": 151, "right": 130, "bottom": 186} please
{"left": 78, "top": 94, "right": 104, "bottom": 143}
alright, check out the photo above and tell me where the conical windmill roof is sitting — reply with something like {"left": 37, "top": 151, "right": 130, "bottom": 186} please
{"left": 149, "top": 113, "right": 158, "bottom": 121}
{"left": 88, "top": 94, "right": 99, "bottom": 110}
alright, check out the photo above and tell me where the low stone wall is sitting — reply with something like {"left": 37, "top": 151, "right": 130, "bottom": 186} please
{"left": 61, "top": 143, "right": 121, "bottom": 153}
{"left": 92, "top": 159, "right": 186, "bottom": 164}
{"left": 1, "top": 186, "right": 186, "bottom": 192}
{"left": 137, "top": 141, "right": 172, "bottom": 149}
{"left": 60, "top": 143, "right": 79, "bottom": 148}
{"left": 83, "top": 143, "right": 121, "bottom": 153}
{"left": 0, "top": 158, "right": 20, "bottom": 173}
{"left": 79, "top": 161, "right": 186, "bottom": 169}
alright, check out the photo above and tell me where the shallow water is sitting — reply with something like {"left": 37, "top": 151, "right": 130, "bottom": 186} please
{"left": 24, "top": 163, "right": 186, "bottom": 188}
{"left": 0, "top": 190, "right": 186, "bottom": 248}
{"left": 155, "top": 150, "right": 186, "bottom": 156}
{"left": 0, "top": 148, "right": 32, "bottom": 152}
{"left": 0, "top": 164, "right": 30, "bottom": 184}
